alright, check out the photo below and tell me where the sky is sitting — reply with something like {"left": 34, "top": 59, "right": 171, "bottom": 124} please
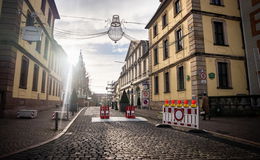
{"left": 54, "top": 0, "right": 160, "bottom": 93}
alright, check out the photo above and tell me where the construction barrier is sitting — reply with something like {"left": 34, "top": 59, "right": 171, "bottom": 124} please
{"left": 162, "top": 100, "right": 199, "bottom": 129}
{"left": 125, "top": 106, "right": 136, "bottom": 119}
{"left": 100, "top": 106, "right": 110, "bottom": 119}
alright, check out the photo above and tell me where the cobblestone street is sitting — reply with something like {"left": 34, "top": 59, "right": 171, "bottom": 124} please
{"left": 2, "top": 107, "right": 260, "bottom": 160}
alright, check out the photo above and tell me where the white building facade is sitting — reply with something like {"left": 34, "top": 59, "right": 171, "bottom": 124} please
{"left": 119, "top": 40, "right": 150, "bottom": 108}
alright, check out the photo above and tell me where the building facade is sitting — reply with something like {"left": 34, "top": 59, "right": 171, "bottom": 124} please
{"left": 0, "top": 0, "right": 66, "bottom": 116}
{"left": 239, "top": 0, "right": 260, "bottom": 95}
{"left": 119, "top": 40, "right": 150, "bottom": 108}
{"left": 146, "top": 0, "right": 248, "bottom": 109}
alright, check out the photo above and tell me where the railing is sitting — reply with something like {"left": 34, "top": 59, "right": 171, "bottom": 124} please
{"left": 208, "top": 95, "right": 260, "bottom": 116}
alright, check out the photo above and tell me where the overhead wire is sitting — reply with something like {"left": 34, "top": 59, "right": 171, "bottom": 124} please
{"left": 60, "top": 15, "right": 107, "bottom": 22}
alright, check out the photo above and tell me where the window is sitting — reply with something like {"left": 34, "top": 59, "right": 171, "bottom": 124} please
{"left": 211, "top": 0, "right": 222, "bottom": 6}
{"left": 41, "top": 70, "right": 46, "bottom": 93}
{"left": 218, "top": 62, "right": 230, "bottom": 89}
{"left": 154, "top": 47, "right": 158, "bottom": 65}
{"left": 44, "top": 37, "right": 49, "bottom": 59}
{"left": 213, "top": 21, "right": 226, "bottom": 45}
{"left": 154, "top": 75, "right": 159, "bottom": 94}
{"left": 48, "top": 78, "right": 52, "bottom": 95}
{"left": 32, "top": 64, "right": 39, "bottom": 91}
{"left": 163, "top": 39, "right": 169, "bottom": 59}
{"left": 177, "top": 66, "right": 185, "bottom": 90}
{"left": 36, "top": 37, "right": 42, "bottom": 53}
{"left": 19, "top": 56, "right": 29, "bottom": 89}
{"left": 47, "top": 9, "right": 52, "bottom": 26}
{"left": 162, "top": 13, "right": 168, "bottom": 28}
{"left": 139, "top": 63, "right": 141, "bottom": 76}
{"left": 153, "top": 24, "right": 158, "bottom": 37}
{"left": 175, "top": 0, "right": 181, "bottom": 15}
{"left": 176, "top": 28, "right": 183, "bottom": 51}
{"left": 26, "top": 10, "right": 34, "bottom": 26}
{"left": 41, "top": 0, "right": 46, "bottom": 14}
{"left": 0, "top": 0, "right": 3, "bottom": 17}
{"left": 53, "top": 80, "right": 55, "bottom": 96}
{"left": 135, "top": 66, "right": 137, "bottom": 78}
{"left": 143, "top": 59, "right": 146, "bottom": 74}
{"left": 164, "top": 72, "right": 170, "bottom": 93}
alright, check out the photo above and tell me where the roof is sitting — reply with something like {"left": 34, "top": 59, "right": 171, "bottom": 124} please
{"left": 145, "top": 0, "right": 171, "bottom": 29}
{"left": 48, "top": 0, "right": 60, "bottom": 19}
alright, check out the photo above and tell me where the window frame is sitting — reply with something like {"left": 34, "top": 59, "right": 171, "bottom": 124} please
{"left": 47, "top": 8, "right": 52, "bottom": 26}
{"left": 216, "top": 60, "right": 232, "bottom": 89}
{"left": 32, "top": 64, "right": 39, "bottom": 91}
{"left": 26, "top": 10, "right": 34, "bottom": 26}
{"left": 153, "top": 24, "right": 158, "bottom": 38}
{"left": 176, "top": 28, "right": 183, "bottom": 52}
{"left": 164, "top": 71, "right": 170, "bottom": 93}
{"left": 36, "top": 34, "right": 42, "bottom": 53}
{"left": 177, "top": 65, "right": 185, "bottom": 91}
{"left": 19, "top": 56, "right": 29, "bottom": 89}
{"left": 154, "top": 75, "right": 159, "bottom": 95}
{"left": 212, "top": 20, "right": 228, "bottom": 46}
{"left": 174, "top": 0, "right": 182, "bottom": 16}
{"left": 210, "top": 0, "right": 224, "bottom": 6}
{"left": 153, "top": 47, "right": 159, "bottom": 65}
{"left": 163, "top": 38, "right": 169, "bottom": 60}
{"left": 41, "top": 0, "right": 46, "bottom": 14}
{"left": 44, "top": 37, "right": 49, "bottom": 59}
{"left": 162, "top": 12, "right": 168, "bottom": 28}
{"left": 41, "top": 70, "right": 46, "bottom": 93}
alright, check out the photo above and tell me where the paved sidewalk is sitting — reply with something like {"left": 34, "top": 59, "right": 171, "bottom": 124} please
{"left": 0, "top": 106, "right": 80, "bottom": 157}
{"left": 135, "top": 108, "right": 260, "bottom": 144}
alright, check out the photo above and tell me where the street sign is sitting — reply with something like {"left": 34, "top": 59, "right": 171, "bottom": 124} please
{"left": 22, "top": 26, "right": 42, "bottom": 42}
{"left": 142, "top": 90, "right": 149, "bottom": 98}
{"left": 142, "top": 99, "right": 149, "bottom": 107}
{"left": 174, "top": 108, "right": 184, "bottom": 121}
{"left": 200, "top": 71, "right": 207, "bottom": 80}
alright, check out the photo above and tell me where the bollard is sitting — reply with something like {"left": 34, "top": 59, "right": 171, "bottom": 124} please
{"left": 55, "top": 112, "right": 58, "bottom": 131}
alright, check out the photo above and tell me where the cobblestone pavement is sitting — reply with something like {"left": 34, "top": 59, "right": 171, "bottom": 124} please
{"left": 0, "top": 106, "right": 78, "bottom": 157}
{"left": 3, "top": 107, "right": 260, "bottom": 160}
{"left": 135, "top": 108, "right": 260, "bottom": 143}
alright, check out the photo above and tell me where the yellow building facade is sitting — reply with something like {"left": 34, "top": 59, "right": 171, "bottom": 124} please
{"left": 146, "top": 0, "right": 248, "bottom": 109}
{"left": 0, "top": 0, "right": 66, "bottom": 114}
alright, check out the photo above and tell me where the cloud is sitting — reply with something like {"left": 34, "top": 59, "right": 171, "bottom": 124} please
{"left": 54, "top": 0, "right": 160, "bottom": 93}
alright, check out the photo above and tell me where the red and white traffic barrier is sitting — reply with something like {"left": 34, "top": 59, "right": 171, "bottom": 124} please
{"left": 162, "top": 100, "right": 199, "bottom": 129}
{"left": 125, "top": 106, "right": 136, "bottom": 119}
{"left": 100, "top": 106, "right": 110, "bottom": 119}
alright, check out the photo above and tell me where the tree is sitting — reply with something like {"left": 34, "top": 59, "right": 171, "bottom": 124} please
{"left": 119, "top": 90, "right": 130, "bottom": 112}
{"left": 70, "top": 89, "right": 78, "bottom": 115}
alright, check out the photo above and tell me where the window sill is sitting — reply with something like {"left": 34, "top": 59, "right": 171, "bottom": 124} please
{"left": 177, "top": 89, "right": 186, "bottom": 92}
{"left": 217, "top": 87, "right": 233, "bottom": 90}
{"left": 32, "top": 89, "right": 37, "bottom": 92}
{"left": 19, "top": 87, "right": 27, "bottom": 90}
{"left": 162, "top": 24, "right": 168, "bottom": 29}
{"left": 154, "top": 93, "right": 159, "bottom": 95}
{"left": 164, "top": 91, "right": 170, "bottom": 93}
{"left": 176, "top": 48, "right": 183, "bottom": 53}
{"left": 214, "top": 43, "right": 229, "bottom": 47}
{"left": 154, "top": 63, "right": 159, "bottom": 66}
{"left": 174, "top": 11, "right": 181, "bottom": 18}
{"left": 163, "top": 57, "right": 169, "bottom": 61}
